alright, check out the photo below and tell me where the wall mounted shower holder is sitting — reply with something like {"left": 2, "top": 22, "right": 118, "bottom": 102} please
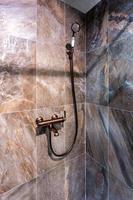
{"left": 36, "top": 111, "right": 66, "bottom": 137}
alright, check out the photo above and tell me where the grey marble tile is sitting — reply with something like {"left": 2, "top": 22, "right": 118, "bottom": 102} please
{"left": 86, "top": 103, "right": 109, "bottom": 168}
{"left": 86, "top": 0, "right": 108, "bottom": 52}
{"left": 37, "top": 164, "right": 66, "bottom": 200}
{"left": 86, "top": 47, "right": 109, "bottom": 106}
{"left": 109, "top": 174, "right": 133, "bottom": 200}
{"left": 86, "top": 154, "right": 109, "bottom": 200}
{"left": 108, "top": 0, "right": 133, "bottom": 43}
{"left": 109, "top": 36, "right": 133, "bottom": 111}
{"left": 109, "top": 108, "right": 133, "bottom": 189}
{"left": 86, "top": 103, "right": 133, "bottom": 189}
{"left": 65, "top": 154, "right": 85, "bottom": 200}
{"left": 86, "top": 154, "right": 133, "bottom": 200}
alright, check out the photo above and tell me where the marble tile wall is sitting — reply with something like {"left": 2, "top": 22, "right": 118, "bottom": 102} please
{"left": 1, "top": 154, "right": 85, "bottom": 200}
{"left": 0, "top": 0, "right": 86, "bottom": 198}
{"left": 86, "top": 0, "right": 133, "bottom": 199}
{"left": 86, "top": 154, "right": 133, "bottom": 200}
{"left": 36, "top": 0, "right": 86, "bottom": 108}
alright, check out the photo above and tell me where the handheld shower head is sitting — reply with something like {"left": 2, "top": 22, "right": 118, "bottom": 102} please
{"left": 71, "top": 22, "right": 80, "bottom": 48}
{"left": 66, "top": 22, "right": 81, "bottom": 50}
{"left": 71, "top": 22, "right": 80, "bottom": 36}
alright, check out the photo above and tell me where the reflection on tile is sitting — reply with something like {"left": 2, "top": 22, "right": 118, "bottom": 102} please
{"left": 65, "top": 4, "right": 86, "bottom": 52}
{"left": 0, "top": 4, "right": 36, "bottom": 41}
{"left": 65, "top": 154, "right": 85, "bottom": 200}
{"left": 0, "top": 36, "right": 36, "bottom": 113}
{"left": 37, "top": 163, "right": 66, "bottom": 200}
{"left": 108, "top": 0, "right": 133, "bottom": 43}
{"left": 37, "top": 0, "right": 67, "bottom": 108}
{"left": 109, "top": 108, "right": 133, "bottom": 189}
{"left": 86, "top": 0, "right": 108, "bottom": 52}
{"left": 86, "top": 47, "right": 109, "bottom": 105}
{"left": 37, "top": 0, "right": 65, "bottom": 46}
{"left": 109, "top": 36, "right": 133, "bottom": 111}
{"left": 36, "top": 41, "right": 66, "bottom": 108}
{"left": 1, "top": 178, "right": 37, "bottom": 200}
{"left": 65, "top": 104, "right": 85, "bottom": 161}
{"left": 86, "top": 103, "right": 109, "bottom": 167}
{"left": 0, "top": 110, "right": 36, "bottom": 194}
{"left": 86, "top": 154, "right": 108, "bottom": 200}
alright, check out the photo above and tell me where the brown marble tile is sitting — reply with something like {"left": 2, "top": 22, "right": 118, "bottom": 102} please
{"left": 64, "top": 103, "right": 85, "bottom": 161}
{"left": 36, "top": 39, "right": 66, "bottom": 107}
{"left": 86, "top": 0, "right": 108, "bottom": 52}
{"left": 0, "top": 110, "right": 37, "bottom": 194}
{"left": 0, "top": 36, "right": 36, "bottom": 113}
{"left": 1, "top": 178, "right": 37, "bottom": 200}
{"left": 0, "top": 4, "right": 36, "bottom": 41}
{"left": 37, "top": 0, "right": 65, "bottom": 46}
{"left": 108, "top": 0, "right": 133, "bottom": 43}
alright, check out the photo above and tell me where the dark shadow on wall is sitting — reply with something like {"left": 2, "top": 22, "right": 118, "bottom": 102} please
{"left": 0, "top": 65, "right": 85, "bottom": 78}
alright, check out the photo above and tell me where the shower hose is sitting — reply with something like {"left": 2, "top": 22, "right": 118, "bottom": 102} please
{"left": 46, "top": 46, "right": 78, "bottom": 160}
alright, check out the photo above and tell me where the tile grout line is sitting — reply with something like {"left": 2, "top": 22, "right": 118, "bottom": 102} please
{"left": 0, "top": 102, "right": 86, "bottom": 116}
{"left": 85, "top": 13, "right": 87, "bottom": 200}
{"left": 86, "top": 102, "right": 133, "bottom": 113}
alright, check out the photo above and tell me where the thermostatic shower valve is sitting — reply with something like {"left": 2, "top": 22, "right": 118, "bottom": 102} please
{"left": 36, "top": 111, "right": 66, "bottom": 137}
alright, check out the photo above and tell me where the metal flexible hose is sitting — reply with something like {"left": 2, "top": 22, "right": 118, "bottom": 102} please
{"left": 46, "top": 50, "right": 78, "bottom": 159}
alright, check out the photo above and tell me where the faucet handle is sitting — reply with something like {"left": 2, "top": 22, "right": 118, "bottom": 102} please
{"left": 36, "top": 116, "right": 44, "bottom": 125}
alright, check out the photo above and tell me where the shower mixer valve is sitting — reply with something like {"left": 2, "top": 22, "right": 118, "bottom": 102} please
{"left": 36, "top": 111, "right": 66, "bottom": 137}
